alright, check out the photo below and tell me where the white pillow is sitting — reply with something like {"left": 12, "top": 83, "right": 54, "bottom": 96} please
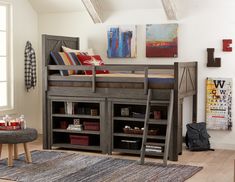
{"left": 62, "top": 46, "right": 94, "bottom": 55}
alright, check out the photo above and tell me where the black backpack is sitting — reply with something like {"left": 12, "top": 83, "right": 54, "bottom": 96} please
{"left": 185, "top": 122, "right": 214, "bottom": 151}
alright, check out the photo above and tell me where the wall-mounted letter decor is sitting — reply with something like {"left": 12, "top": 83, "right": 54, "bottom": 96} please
{"left": 206, "top": 77, "right": 232, "bottom": 130}
{"left": 207, "top": 48, "right": 221, "bottom": 67}
{"left": 223, "top": 39, "right": 232, "bottom": 52}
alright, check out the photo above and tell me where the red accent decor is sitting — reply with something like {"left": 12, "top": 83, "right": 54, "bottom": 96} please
{"left": 223, "top": 39, "right": 232, "bottom": 52}
{"left": 70, "top": 135, "right": 89, "bottom": 145}
{"left": 76, "top": 55, "right": 109, "bottom": 75}
{"left": 10, "top": 122, "right": 20, "bottom": 126}
{"left": 0, "top": 126, "right": 21, "bottom": 130}
{"left": 83, "top": 122, "right": 100, "bottom": 131}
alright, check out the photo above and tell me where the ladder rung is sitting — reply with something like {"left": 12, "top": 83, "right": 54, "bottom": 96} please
{"left": 140, "top": 89, "right": 174, "bottom": 166}
{"left": 145, "top": 142, "right": 165, "bottom": 147}
{"left": 148, "top": 119, "right": 167, "bottom": 125}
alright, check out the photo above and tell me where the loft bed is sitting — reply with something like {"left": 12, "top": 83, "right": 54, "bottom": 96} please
{"left": 42, "top": 34, "right": 198, "bottom": 161}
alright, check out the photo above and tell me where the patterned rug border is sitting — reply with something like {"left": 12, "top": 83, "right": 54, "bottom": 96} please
{"left": 0, "top": 150, "right": 203, "bottom": 182}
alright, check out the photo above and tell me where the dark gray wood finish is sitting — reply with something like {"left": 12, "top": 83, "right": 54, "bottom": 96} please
{"left": 42, "top": 35, "right": 198, "bottom": 161}
{"left": 140, "top": 89, "right": 152, "bottom": 164}
{"left": 107, "top": 100, "right": 113, "bottom": 155}
{"left": 163, "top": 90, "right": 174, "bottom": 165}
{"left": 42, "top": 34, "right": 79, "bottom": 149}
{"left": 49, "top": 96, "right": 106, "bottom": 153}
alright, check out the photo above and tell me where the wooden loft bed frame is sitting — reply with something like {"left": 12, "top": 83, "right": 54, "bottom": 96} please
{"left": 42, "top": 34, "right": 198, "bottom": 161}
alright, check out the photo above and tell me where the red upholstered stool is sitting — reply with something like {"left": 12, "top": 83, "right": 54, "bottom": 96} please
{"left": 0, "top": 128, "right": 38, "bottom": 166}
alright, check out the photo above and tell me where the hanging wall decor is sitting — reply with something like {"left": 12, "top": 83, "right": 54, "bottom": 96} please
{"left": 207, "top": 48, "right": 221, "bottom": 67}
{"left": 107, "top": 25, "right": 137, "bottom": 58}
{"left": 206, "top": 77, "right": 232, "bottom": 130}
{"left": 146, "top": 23, "right": 178, "bottom": 57}
{"left": 222, "top": 39, "right": 232, "bottom": 52}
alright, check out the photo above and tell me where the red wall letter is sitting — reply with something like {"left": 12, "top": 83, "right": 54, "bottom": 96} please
{"left": 223, "top": 39, "right": 232, "bottom": 52}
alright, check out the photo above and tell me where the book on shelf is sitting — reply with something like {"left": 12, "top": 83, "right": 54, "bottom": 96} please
{"left": 146, "top": 145, "right": 162, "bottom": 149}
{"left": 146, "top": 145, "right": 163, "bottom": 153}
{"left": 66, "top": 102, "right": 73, "bottom": 115}
{"left": 146, "top": 148, "right": 162, "bottom": 153}
{"left": 67, "top": 124, "right": 82, "bottom": 131}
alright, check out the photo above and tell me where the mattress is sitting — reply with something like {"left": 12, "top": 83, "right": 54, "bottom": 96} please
{"left": 49, "top": 73, "right": 175, "bottom": 89}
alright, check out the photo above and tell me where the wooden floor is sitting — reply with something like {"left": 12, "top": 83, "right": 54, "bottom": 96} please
{"left": 0, "top": 135, "right": 234, "bottom": 182}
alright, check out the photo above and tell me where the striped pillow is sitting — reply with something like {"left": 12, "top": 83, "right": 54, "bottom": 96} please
{"left": 50, "top": 52, "right": 81, "bottom": 76}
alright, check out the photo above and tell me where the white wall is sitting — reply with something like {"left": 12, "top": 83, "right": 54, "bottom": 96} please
{"left": 0, "top": 0, "right": 41, "bottom": 132}
{"left": 178, "top": 0, "right": 235, "bottom": 149}
{"left": 38, "top": 0, "right": 235, "bottom": 149}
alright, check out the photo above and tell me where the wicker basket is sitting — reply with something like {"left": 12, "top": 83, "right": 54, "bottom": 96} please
{"left": 148, "top": 129, "right": 158, "bottom": 135}
{"left": 123, "top": 128, "right": 134, "bottom": 134}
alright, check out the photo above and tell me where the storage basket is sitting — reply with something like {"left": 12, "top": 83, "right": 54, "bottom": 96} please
{"left": 123, "top": 128, "right": 158, "bottom": 135}
{"left": 83, "top": 122, "right": 100, "bottom": 131}
{"left": 120, "top": 139, "right": 141, "bottom": 150}
{"left": 70, "top": 135, "right": 89, "bottom": 145}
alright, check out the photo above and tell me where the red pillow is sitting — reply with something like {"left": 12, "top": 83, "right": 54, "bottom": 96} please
{"left": 77, "top": 55, "right": 109, "bottom": 75}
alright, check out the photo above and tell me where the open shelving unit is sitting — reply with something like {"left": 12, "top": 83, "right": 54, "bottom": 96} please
{"left": 47, "top": 97, "right": 107, "bottom": 153}
{"left": 110, "top": 99, "right": 168, "bottom": 157}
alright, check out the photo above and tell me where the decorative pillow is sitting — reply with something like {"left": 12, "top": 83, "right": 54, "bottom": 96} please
{"left": 76, "top": 54, "right": 109, "bottom": 75}
{"left": 62, "top": 46, "right": 94, "bottom": 55}
{"left": 50, "top": 51, "right": 81, "bottom": 76}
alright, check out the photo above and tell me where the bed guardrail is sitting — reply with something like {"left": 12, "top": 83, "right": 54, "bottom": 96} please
{"left": 47, "top": 65, "right": 175, "bottom": 94}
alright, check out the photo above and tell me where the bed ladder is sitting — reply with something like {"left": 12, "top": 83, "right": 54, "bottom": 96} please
{"left": 140, "top": 89, "right": 174, "bottom": 166}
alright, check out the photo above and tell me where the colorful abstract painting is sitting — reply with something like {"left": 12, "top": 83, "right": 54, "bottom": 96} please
{"left": 107, "top": 25, "right": 137, "bottom": 58}
{"left": 206, "top": 77, "right": 232, "bottom": 130}
{"left": 146, "top": 24, "right": 178, "bottom": 57}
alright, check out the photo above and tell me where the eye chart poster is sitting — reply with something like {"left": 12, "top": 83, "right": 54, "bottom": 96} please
{"left": 206, "top": 78, "right": 232, "bottom": 130}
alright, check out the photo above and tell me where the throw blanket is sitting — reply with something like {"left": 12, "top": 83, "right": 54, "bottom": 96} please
{"left": 24, "top": 41, "right": 36, "bottom": 91}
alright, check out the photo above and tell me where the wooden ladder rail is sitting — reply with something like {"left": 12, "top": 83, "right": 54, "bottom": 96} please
{"left": 140, "top": 89, "right": 152, "bottom": 164}
{"left": 140, "top": 89, "right": 174, "bottom": 166}
{"left": 163, "top": 89, "right": 174, "bottom": 165}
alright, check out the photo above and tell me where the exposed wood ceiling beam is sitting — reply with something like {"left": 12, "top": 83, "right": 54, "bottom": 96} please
{"left": 161, "top": 0, "right": 177, "bottom": 20}
{"left": 82, "top": 0, "right": 103, "bottom": 23}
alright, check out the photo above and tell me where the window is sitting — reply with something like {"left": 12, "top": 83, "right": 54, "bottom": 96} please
{"left": 0, "top": 2, "right": 12, "bottom": 110}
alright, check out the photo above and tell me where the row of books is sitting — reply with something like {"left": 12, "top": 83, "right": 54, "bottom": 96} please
{"left": 64, "top": 102, "right": 98, "bottom": 116}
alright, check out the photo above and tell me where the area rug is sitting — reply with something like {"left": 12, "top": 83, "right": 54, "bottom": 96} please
{"left": 0, "top": 150, "right": 202, "bottom": 182}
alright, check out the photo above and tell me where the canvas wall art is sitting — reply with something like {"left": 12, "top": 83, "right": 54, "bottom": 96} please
{"left": 146, "top": 24, "right": 178, "bottom": 57}
{"left": 107, "top": 25, "right": 137, "bottom": 58}
{"left": 206, "top": 77, "right": 232, "bottom": 130}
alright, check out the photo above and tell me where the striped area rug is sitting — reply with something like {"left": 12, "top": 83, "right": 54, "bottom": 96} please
{"left": 0, "top": 150, "right": 202, "bottom": 182}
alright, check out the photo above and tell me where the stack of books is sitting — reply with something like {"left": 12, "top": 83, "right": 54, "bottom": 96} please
{"left": 67, "top": 124, "right": 82, "bottom": 131}
{"left": 146, "top": 145, "right": 163, "bottom": 153}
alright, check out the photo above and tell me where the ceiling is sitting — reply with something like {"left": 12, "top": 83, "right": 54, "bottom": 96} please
{"left": 99, "top": 0, "right": 163, "bottom": 11}
{"left": 29, "top": 0, "right": 163, "bottom": 13}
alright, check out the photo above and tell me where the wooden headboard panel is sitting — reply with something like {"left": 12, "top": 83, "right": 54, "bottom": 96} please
{"left": 42, "top": 34, "right": 79, "bottom": 66}
{"left": 41, "top": 35, "right": 79, "bottom": 149}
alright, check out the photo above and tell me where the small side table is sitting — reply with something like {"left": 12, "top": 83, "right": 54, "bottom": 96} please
{"left": 0, "top": 128, "right": 38, "bottom": 166}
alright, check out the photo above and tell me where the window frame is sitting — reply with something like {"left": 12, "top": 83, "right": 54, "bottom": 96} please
{"left": 0, "top": 1, "right": 13, "bottom": 111}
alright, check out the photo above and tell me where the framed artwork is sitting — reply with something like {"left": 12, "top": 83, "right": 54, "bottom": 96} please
{"left": 206, "top": 77, "right": 232, "bottom": 130}
{"left": 107, "top": 25, "right": 137, "bottom": 58}
{"left": 146, "top": 24, "right": 178, "bottom": 57}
